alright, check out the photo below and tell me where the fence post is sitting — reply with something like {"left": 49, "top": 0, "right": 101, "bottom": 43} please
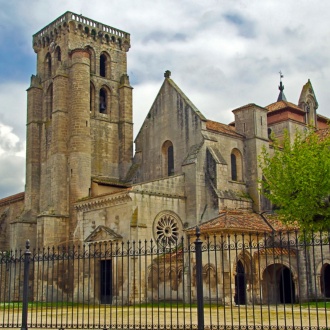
{"left": 21, "top": 240, "right": 31, "bottom": 330}
{"left": 195, "top": 226, "right": 204, "bottom": 330}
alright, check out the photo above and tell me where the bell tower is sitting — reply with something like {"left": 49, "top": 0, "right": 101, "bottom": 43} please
{"left": 12, "top": 12, "right": 133, "bottom": 248}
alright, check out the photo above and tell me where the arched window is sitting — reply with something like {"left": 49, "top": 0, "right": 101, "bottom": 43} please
{"left": 45, "top": 53, "right": 52, "bottom": 78}
{"left": 231, "top": 153, "right": 237, "bottom": 181}
{"left": 46, "top": 84, "right": 53, "bottom": 120}
{"left": 99, "top": 52, "right": 111, "bottom": 78}
{"left": 55, "top": 46, "right": 61, "bottom": 62}
{"left": 162, "top": 140, "right": 174, "bottom": 176}
{"left": 231, "top": 148, "right": 243, "bottom": 181}
{"left": 168, "top": 145, "right": 174, "bottom": 175}
{"left": 99, "top": 88, "right": 107, "bottom": 113}
{"left": 100, "top": 54, "right": 106, "bottom": 77}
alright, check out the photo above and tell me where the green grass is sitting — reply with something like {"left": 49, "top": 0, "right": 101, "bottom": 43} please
{"left": 297, "top": 301, "right": 330, "bottom": 308}
{"left": 0, "top": 301, "right": 82, "bottom": 309}
{"left": 0, "top": 300, "right": 329, "bottom": 310}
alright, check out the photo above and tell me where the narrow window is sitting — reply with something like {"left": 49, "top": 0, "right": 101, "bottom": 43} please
{"left": 99, "top": 88, "right": 107, "bottom": 113}
{"left": 46, "top": 83, "right": 53, "bottom": 120}
{"left": 231, "top": 153, "right": 237, "bottom": 181}
{"left": 55, "top": 46, "right": 61, "bottom": 61}
{"left": 168, "top": 145, "right": 174, "bottom": 176}
{"left": 231, "top": 148, "right": 243, "bottom": 181}
{"left": 45, "top": 53, "right": 52, "bottom": 78}
{"left": 100, "top": 54, "right": 106, "bottom": 77}
{"left": 162, "top": 140, "right": 174, "bottom": 176}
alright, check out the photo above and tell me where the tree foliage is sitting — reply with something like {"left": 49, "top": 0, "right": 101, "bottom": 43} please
{"left": 260, "top": 127, "right": 330, "bottom": 232}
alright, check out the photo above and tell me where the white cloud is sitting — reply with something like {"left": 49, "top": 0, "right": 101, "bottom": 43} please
{"left": 0, "top": 82, "right": 27, "bottom": 141}
{"left": 0, "top": 123, "right": 25, "bottom": 197}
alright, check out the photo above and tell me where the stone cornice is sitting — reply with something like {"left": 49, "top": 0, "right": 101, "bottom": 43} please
{"left": 130, "top": 190, "right": 185, "bottom": 200}
{"left": 74, "top": 192, "right": 131, "bottom": 212}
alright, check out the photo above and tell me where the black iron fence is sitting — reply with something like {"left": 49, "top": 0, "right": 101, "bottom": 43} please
{"left": 0, "top": 229, "right": 329, "bottom": 330}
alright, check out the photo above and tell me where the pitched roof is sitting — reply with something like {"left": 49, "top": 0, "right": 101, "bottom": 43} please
{"left": 256, "top": 247, "right": 296, "bottom": 257}
{"left": 262, "top": 214, "right": 299, "bottom": 231}
{"left": 186, "top": 210, "right": 300, "bottom": 236}
{"left": 0, "top": 192, "right": 24, "bottom": 207}
{"left": 206, "top": 120, "right": 243, "bottom": 138}
{"left": 188, "top": 210, "right": 274, "bottom": 234}
{"left": 265, "top": 100, "right": 302, "bottom": 113}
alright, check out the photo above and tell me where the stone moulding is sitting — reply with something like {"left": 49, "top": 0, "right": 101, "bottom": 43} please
{"left": 74, "top": 193, "right": 131, "bottom": 212}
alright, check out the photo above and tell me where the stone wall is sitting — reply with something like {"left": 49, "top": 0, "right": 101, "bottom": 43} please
{"left": 0, "top": 193, "right": 24, "bottom": 250}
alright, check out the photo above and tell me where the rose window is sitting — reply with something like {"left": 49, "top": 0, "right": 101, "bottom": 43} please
{"left": 154, "top": 213, "right": 182, "bottom": 246}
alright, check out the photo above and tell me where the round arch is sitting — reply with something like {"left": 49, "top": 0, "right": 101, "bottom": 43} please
{"left": 262, "top": 263, "right": 296, "bottom": 304}
{"left": 99, "top": 51, "right": 111, "bottom": 79}
{"left": 162, "top": 140, "right": 174, "bottom": 176}
{"left": 230, "top": 148, "right": 243, "bottom": 181}
{"left": 98, "top": 85, "right": 111, "bottom": 114}
{"left": 44, "top": 52, "right": 52, "bottom": 79}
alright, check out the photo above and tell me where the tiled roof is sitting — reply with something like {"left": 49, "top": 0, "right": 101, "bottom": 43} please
{"left": 189, "top": 210, "right": 274, "bottom": 234}
{"left": 206, "top": 120, "right": 243, "bottom": 138}
{"left": 263, "top": 214, "right": 299, "bottom": 231}
{"left": 232, "top": 103, "right": 266, "bottom": 112}
{"left": 0, "top": 192, "right": 24, "bottom": 207}
{"left": 265, "top": 100, "right": 302, "bottom": 112}
{"left": 256, "top": 247, "right": 297, "bottom": 257}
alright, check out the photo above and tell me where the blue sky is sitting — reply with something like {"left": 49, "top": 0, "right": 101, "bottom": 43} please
{"left": 1, "top": 0, "right": 330, "bottom": 198}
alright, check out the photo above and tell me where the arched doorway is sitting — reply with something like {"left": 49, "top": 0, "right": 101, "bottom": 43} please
{"left": 262, "top": 264, "right": 295, "bottom": 304}
{"left": 279, "top": 266, "right": 295, "bottom": 303}
{"left": 234, "top": 260, "right": 246, "bottom": 305}
{"left": 321, "top": 263, "right": 330, "bottom": 298}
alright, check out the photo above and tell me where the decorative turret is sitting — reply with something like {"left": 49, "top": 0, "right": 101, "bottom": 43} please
{"left": 298, "top": 79, "right": 318, "bottom": 127}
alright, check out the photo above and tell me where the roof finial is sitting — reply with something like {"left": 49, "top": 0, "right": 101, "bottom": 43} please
{"left": 277, "top": 71, "right": 287, "bottom": 102}
{"left": 164, "top": 70, "right": 171, "bottom": 78}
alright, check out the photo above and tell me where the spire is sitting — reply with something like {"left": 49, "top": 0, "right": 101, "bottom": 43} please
{"left": 277, "top": 71, "right": 287, "bottom": 102}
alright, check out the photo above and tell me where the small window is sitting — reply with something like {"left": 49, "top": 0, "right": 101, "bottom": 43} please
{"left": 55, "top": 46, "right": 61, "bottom": 61}
{"left": 45, "top": 53, "right": 52, "bottom": 78}
{"left": 100, "top": 54, "right": 106, "bottom": 77}
{"left": 99, "top": 88, "right": 107, "bottom": 113}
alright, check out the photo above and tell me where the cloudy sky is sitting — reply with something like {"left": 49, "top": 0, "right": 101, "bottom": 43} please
{"left": 0, "top": 0, "right": 329, "bottom": 199}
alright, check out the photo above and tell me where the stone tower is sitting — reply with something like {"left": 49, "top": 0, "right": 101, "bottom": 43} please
{"left": 11, "top": 12, "right": 133, "bottom": 248}
{"left": 232, "top": 104, "right": 269, "bottom": 212}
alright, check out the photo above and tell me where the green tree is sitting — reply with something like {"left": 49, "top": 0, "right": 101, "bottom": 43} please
{"left": 259, "top": 127, "right": 330, "bottom": 232}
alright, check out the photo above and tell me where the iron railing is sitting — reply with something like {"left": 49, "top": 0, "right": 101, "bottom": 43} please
{"left": 0, "top": 229, "right": 329, "bottom": 330}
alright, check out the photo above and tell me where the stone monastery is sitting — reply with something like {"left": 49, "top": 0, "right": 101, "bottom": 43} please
{"left": 0, "top": 12, "right": 329, "bottom": 305}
